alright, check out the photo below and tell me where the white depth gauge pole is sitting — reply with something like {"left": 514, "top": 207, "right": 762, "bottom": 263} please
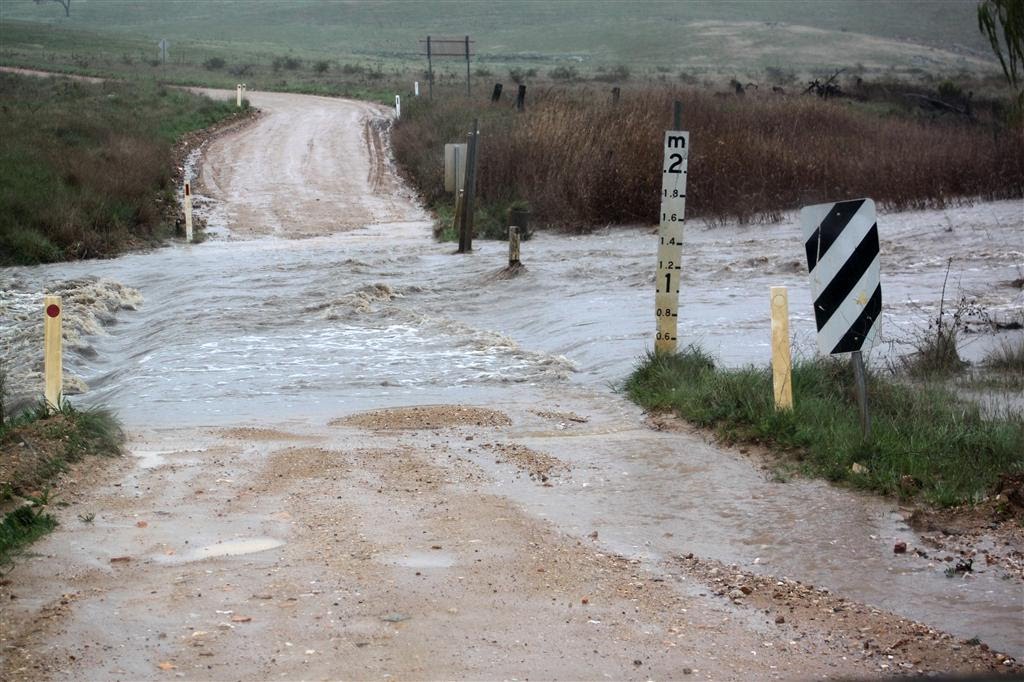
{"left": 655, "top": 108, "right": 689, "bottom": 353}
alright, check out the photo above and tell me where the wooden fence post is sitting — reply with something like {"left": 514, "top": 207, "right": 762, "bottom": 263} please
{"left": 516, "top": 85, "right": 526, "bottom": 111}
{"left": 491, "top": 83, "right": 503, "bottom": 102}
{"left": 508, "top": 226, "right": 521, "bottom": 267}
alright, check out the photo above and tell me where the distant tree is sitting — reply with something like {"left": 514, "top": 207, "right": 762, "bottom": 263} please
{"left": 34, "top": 0, "right": 70, "bottom": 17}
{"left": 978, "top": 0, "right": 1023, "bottom": 89}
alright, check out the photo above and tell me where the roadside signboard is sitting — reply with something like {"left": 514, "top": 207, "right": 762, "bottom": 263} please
{"left": 444, "top": 143, "right": 467, "bottom": 193}
{"left": 800, "top": 198, "right": 882, "bottom": 355}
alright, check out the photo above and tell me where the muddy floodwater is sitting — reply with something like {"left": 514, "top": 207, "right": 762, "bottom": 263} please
{"left": 1, "top": 87, "right": 1022, "bottom": 677}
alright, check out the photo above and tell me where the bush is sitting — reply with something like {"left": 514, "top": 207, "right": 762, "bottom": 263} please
{"left": 938, "top": 80, "right": 963, "bottom": 100}
{"left": 273, "top": 55, "right": 302, "bottom": 71}
{"left": 593, "top": 64, "right": 630, "bottom": 82}
{"left": 548, "top": 66, "right": 579, "bottom": 80}
{"left": 203, "top": 56, "right": 226, "bottom": 70}
{"left": 314, "top": 60, "right": 330, "bottom": 74}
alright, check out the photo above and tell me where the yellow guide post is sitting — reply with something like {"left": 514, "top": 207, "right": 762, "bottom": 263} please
{"left": 43, "top": 295, "right": 63, "bottom": 411}
{"left": 770, "top": 285, "right": 794, "bottom": 410}
{"left": 184, "top": 182, "right": 194, "bottom": 242}
{"left": 656, "top": 130, "right": 689, "bottom": 353}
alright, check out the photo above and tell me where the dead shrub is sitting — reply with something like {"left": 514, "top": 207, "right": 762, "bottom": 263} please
{"left": 392, "top": 87, "right": 1024, "bottom": 230}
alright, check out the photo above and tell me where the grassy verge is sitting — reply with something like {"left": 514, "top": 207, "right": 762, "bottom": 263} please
{"left": 0, "top": 71, "right": 244, "bottom": 265}
{"left": 392, "top": 87, "right": 1024, "bottom": 233}
{"left": 623, "top": 348, "right": 1024, "bottom": 507}
{"left": 0, "top": 388, "right": 124, "bottom": 565}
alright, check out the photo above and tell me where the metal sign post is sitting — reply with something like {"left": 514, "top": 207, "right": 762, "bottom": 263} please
{"left": 420, "top": 36, "right": 474, "bottom": 98}
{"left": 801, "top": 198, "right": 882, "bottom": 438}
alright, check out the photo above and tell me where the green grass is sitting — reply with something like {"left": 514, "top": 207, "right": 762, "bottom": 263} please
{"left": 0, "top": 71, "right": 242, "bottom": 265}
{"left": 0, "top": 504, "right": 57, "bottom": 567}
{"left": 624, "top": 348, "right": 1024, "bottom": 507}
{"left": 0, "top": 393, "right": 122, "bottom": 565}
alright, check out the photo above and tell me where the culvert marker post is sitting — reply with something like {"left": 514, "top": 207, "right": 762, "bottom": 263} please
{"left": 800, "top": 198, "right": 882, "bottom": 440}
{"left": 44, "top": 296, "right": 63, "bottom": 411}
{"left": 770, "top": 286, "right": 794, "bottom": 410}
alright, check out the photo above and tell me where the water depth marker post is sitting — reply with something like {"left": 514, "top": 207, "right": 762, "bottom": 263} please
{"left": 44, "top": 295, "right": 63, "bottom": 411}
{"left": 184, "top": 182, "right": 194, "bottom": 242}
{"left": 655, "top": 104, "right": 688, "bottom": 353}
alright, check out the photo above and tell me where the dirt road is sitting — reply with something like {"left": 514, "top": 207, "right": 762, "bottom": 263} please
{"left": 1, "top": 89, "right": 1020, "bottom": 680}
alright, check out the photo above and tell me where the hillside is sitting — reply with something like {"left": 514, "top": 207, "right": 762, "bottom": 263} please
{"left": 0, "top": 0, "right": 999, "bottom": 79}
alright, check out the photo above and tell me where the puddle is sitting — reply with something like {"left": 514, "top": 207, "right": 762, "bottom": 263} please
{"left": 155, "top": 537, "right": 284, "bottom": 564}
{"left": 132, "top": 449, "right": 202, "bottom": 469}
{"left": 379, "top": 551, "right": 456, "bottom": 569}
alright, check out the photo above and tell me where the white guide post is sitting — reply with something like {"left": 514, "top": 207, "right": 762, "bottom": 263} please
{"left": 395, "top": 94, "right": 401, "bottom": 119}
{"left": 184, "top": 181, "right": 194, "bottom": 242}
{"left": 414, "top": 81, "right": 420, "bottom": 96}
{"left": 236, "top": 83, "right": 242, "bottom": 108}
{"left": 655, "top": 130, "right": 689, "bottom": 353}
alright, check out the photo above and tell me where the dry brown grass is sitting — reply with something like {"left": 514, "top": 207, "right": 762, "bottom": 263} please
{"left": 393, "top": 87, "right": 1024, "bottom": 228}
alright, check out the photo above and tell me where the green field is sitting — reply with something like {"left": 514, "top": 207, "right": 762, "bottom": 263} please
{"left": 0, "top": 0, "right": 1001, "bottom": 86}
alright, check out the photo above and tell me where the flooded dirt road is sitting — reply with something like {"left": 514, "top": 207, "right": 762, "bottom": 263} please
{"left": 1, "top": 87, "right": 1022, "bottom": 679}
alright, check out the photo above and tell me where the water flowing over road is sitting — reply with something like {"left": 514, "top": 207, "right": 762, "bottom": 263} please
{"left": 1, "top": 87, "right": 1021, "bottom": 680}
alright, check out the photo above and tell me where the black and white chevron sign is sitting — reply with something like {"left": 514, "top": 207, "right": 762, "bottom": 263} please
{"left": 800, "top": 199, "right": 882, "bottom": 355}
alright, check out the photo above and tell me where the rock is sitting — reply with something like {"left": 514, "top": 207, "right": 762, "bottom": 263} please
{"left": 775, "top": 615, "right": 786, "bottom": 624}
{"left": 740, "top": 585, "right": 753, "bottom": 595}
{"left": 728, "top": 589, "right": 745, "bottom": 600}
{"left": 893, "top": 542, "right": 907, "bottom": 554}
{"left": 851, "top": 462, "right": 869, "bottom": 475}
